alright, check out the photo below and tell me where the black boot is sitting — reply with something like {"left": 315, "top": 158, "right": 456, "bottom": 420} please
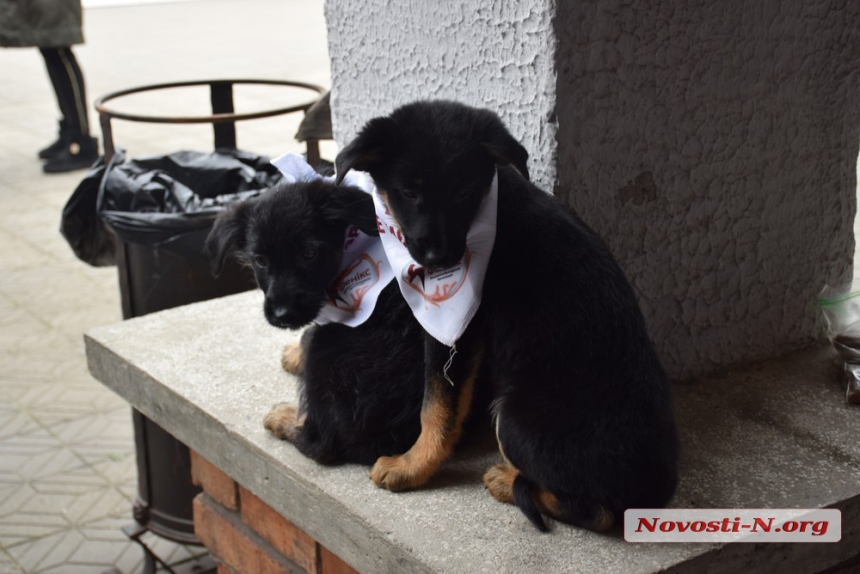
{"left": 42, "top": 136, "right": 99, "bottom": 173}
{"left": 38, "top": 120, "right": 70, "bottom": 159}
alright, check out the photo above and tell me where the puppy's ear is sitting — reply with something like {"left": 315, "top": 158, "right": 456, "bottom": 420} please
{"left": 206, "top": 201, "right": 251, "bottom": 276}
{"left": 321, "top": 186, "right": 379, "bottom": 236}
{"left": 481, "top": 115, "right": 531, "bottom": 181}
{"left": 334, "top": 116, "right": 398, "bottom": 184}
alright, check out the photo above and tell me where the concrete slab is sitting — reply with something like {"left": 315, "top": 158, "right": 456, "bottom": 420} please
{"left": 86, "top": 291, "right": 860, "bottom": 574}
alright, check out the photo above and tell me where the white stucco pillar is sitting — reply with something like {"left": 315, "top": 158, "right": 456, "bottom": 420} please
{"left": 324, "top": 0, "right": 559, "bottom": 188}
{"left": 324, "top": 0, "right": 860, "bottom": 379}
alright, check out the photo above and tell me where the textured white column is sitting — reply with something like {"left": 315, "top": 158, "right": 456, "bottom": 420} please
{"left": 324, "top": 0, "right": 559, "bottom": 190}
{"left": 325, "top": 0, "right": 860, "bottom": 379}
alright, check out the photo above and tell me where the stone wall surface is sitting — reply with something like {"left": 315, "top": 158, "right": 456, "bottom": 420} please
{"left": 325, "top": 0, "right": 559, "bottom": 189}
{"left": 555, "top": 0, "right": 860, "bottom": 377}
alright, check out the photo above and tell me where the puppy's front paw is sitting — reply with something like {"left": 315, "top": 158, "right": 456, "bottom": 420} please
{"left": 281, "top": 342, "right": 304, "bottom": 375}
{"left": 370, "top": 455, "right": 428, "bottom": 492}
{"left": 263, "top": 403, "right": 302, "bottom": 442}
{"left": 483, "top": 463, "right": 516, "bottom": 504}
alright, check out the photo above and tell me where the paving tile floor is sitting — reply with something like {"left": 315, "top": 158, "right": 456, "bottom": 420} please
{"left": 0, "top": 1, "right": 331, "bottom": 571}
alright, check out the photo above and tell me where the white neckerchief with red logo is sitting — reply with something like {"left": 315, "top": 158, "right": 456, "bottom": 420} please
{"left": 270, "top": 153, "right": 393, "bottom": 327}
{"left": 271, "top": 153, "right": 496, "bottom": 347}
{"left": 371, "top": 171, "right": 497, "bottom": 347}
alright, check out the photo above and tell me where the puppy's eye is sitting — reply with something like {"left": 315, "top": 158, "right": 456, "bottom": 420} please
{"left": 301, "top": 248, "right": 317, "bottom": 261}
{"left": 400, "top": 189, "right": 418, "bottom": 200}
{"left": 455, "top": 187, "right": 474, "bottom": 202}
{"left": 252, "top": 254, "right": 268, "bottom": 268}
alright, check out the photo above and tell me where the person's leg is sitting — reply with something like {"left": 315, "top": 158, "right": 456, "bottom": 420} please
{"left": 38, "top": 47, "right": 98, "bottom": 172}
{"left": 37, "top": 47, "right": 71, "bottom": 158}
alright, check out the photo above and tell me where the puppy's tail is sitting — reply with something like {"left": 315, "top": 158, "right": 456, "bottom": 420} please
{"left": 512, "top": 475, "right": 549, "bottom": 532}
{"left": 513, "top": 476, "right": 617, "bottom": 533}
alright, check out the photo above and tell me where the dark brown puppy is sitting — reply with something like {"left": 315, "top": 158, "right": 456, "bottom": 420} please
{"left": 206, "top": 180, "right": 425, "bottom": 465}
{"left": 335, "top": 100, "right": 678, "bottom": 531}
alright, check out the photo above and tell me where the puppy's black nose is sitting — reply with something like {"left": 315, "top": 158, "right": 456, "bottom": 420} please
{"left": 272, "top": 306, "right": 290, "bottom": 321}
{"left": 421, "top": 250, "right": 456, "bottom": 270}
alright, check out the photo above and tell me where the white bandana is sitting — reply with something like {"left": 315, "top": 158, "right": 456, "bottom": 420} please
{"left": 271, "top": 153, "right": 496, "bottom": 346}
{"left": 270, "top": 153, "right": 393, "bottom": 327}
{"left": 371, "top": 172, "right": 497, "bottom": 346}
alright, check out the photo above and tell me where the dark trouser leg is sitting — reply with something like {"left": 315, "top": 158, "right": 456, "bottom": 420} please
{"left": 39, "top": 46, "right": 90, "bottom": 139}
{"left": 38, "top": 47, "right": 98, "bottom": 172}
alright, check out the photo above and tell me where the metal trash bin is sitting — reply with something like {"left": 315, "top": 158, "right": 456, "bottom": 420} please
{"left": 97, "top": 147, "right": 277, "bottom": 544}
{"left": 94, "top": 148, "right": 281, "bottom": 574}
{"left": 98, "top": 147, "right": 280, "bottom": 318}
{"left": 62, "top": 79, "right": 326, "bottom": 573}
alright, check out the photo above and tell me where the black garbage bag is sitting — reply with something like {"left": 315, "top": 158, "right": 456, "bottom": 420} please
{"left": 61, "top": 148, "right": 282, "bottom": 266}
{"left": 60, "top": 154, "right": 117, "bottom": 266}
{"left": 99, "top": 149, "right": 281, "bottom": 244}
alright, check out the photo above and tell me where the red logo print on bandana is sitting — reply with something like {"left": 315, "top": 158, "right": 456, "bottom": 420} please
{"left": 402, "top": 249, "right": 472, "bottom": 306}
{"left": 328, "top": 254, "right": 381, "bottom": 311}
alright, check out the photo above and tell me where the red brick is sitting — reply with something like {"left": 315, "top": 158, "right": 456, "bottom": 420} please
{"left": 190, "top": 449, "right": 238, "bottom": 510}
{"left": 193, "top": 493, "right": 302, "bottom": 574}
{"left": 239, "top": 486, "right": 318, "bottom": 574}
{"left": 320, "top": 546, "right": 359, "bottom": 574}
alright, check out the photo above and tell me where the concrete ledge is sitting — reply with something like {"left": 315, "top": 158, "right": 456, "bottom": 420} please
{"left": 85, "top": 291, "right": 860, "bottom": 574}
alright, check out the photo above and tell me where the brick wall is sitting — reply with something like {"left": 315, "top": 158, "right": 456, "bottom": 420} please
{"left": 190, "top": 450, "right": 359, "bottom": 574}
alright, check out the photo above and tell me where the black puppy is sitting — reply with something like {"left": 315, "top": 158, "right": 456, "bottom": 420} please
{"left": 335, "top": 101, "right": 678, "bottom": 531}
{"left": 206, "top": 180, "right": 425, "bottom": 465}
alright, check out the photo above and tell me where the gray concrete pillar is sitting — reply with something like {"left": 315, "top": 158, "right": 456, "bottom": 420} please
{"left": 325, "top": 0, "right": 860, "bottom": 379}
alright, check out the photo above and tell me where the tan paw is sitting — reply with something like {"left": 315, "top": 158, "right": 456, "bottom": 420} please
{"left": 263, "top": 403, "right": 302, "bottom": 441}
{"left": 370, "top": 454, "right": 430, "bottom": 492}
{"left": 483, "top": 463, "right": 517, "bottom": 504}
{"left": 281, "top": 342, "right": 304, "bottom": 375}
